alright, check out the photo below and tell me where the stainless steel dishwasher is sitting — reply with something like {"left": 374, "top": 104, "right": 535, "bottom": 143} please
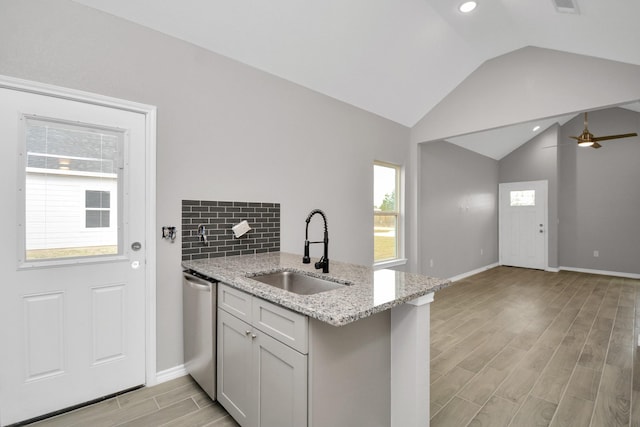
{"left": 183, "top": 270, "right": 217, "bottom": 400}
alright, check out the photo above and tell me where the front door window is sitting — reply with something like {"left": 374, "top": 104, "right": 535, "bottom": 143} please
{"left": 20, "top": 116, "right": 123, "bottom": 264}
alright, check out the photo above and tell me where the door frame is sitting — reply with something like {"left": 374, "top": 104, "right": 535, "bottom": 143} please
{"left": 498, "top": 180, "right": 549, "bottom": 270}
{"left": 0, "top": 76, "right": 158, "bottom": 405}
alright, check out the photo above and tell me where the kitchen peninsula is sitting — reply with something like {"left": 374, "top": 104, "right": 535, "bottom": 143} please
{"left": 183, "top": 252, "right": 450, "bottom": 427}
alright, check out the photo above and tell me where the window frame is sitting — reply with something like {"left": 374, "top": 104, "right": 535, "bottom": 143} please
{"left": 373, "top": 160, "right": 406, "bottom": 268}
{"left": 17, "top": 114, "right": 126, "bottom": 268}
{"left": 85, "top": 190, "right": 112, "bottom": 228}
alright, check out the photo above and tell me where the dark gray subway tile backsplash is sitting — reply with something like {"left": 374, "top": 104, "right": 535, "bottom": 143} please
{"left": 182, "top": 200, "right": 280, "bottom": 261}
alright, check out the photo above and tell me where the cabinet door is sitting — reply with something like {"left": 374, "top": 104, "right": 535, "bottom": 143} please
{"left": 217, "top": 309, "right": 255, "bottom": 427}
{"left": 254, "top": 332, "right": 308, "bottom": 427}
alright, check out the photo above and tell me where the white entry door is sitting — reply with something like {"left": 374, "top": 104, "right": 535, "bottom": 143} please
{"left": 499, "top": 180, "right": 548, "bottom": 270}
{"left": 0, "top": 83, "right": 151, "bottom": 425}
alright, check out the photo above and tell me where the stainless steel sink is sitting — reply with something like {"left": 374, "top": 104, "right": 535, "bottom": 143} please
{"left": 250, "top": 271, "right": 346, "bottom": 295}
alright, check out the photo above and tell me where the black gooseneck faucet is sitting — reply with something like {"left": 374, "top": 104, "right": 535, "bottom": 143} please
{"left": 302, "top": 209, "right": 329, "bottom": 273}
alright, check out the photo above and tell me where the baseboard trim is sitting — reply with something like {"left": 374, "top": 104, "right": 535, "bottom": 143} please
{"left": 558, "top": 266, "right": 640, "bottom": 279}
{"left": 155, "top": 364, "right": 188, "bottom": 385}
{"left": 546, "top": 267, "right": 560, "bottom": 273}
{"left": 448, "top": 263, "right": 499, "bottom": 282}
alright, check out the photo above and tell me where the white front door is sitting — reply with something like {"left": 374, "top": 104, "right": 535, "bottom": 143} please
{"left": 0, "top": 83, "right": 150, "bottom": 425}
{"left": 499, "top": 180, "right": 548, "bottom": 270}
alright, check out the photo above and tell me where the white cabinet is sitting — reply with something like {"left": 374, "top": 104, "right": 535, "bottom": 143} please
{"left": 217, "top": 284, "right": 308, "bottom": 427}
{"left": 253, "top": 325, "right": 307, "bottom": 426}
{"left": 217, "top": 309, "right": 253, "bottom": 425}
{"left": 218, "top": 282, "right": 392, "bottom": 427}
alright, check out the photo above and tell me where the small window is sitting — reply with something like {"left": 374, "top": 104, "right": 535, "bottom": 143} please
{"left": 86, "top": 190, "right": 111, "bottom": 228}
{"left": 510, "top": 190, "right": 535, "bottom": 207}
{"left": 374, "top": 161, "right": 401, "bottom": 263}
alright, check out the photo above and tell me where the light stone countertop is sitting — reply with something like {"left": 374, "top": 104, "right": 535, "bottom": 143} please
{"left": 182, "top": 252, "right": 450, "bottom": 326}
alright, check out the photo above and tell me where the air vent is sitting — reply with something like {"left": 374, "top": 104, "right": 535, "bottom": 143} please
{"left": 552, "top": 0, "right": 579, "bottom": 14}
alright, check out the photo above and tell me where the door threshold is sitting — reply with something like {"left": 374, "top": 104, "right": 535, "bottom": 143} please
{"left": 8, "top": 385, "right": 144, "bottom": 427}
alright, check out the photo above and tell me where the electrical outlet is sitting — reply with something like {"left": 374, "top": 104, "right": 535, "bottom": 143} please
{"left": 593, "top": 250, "right": 599, "bottom": 258}
{"left": 430, "top": 259, "right": 434, "bottom": 268}
{"left": 480, "top": 248, "right": 484, "bottom": 256}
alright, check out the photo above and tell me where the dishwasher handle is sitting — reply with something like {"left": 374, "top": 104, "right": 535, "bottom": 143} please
{"left": 183, "top": 272, "right": 215, "bottom": 292}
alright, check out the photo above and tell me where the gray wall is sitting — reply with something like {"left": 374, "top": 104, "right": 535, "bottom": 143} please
{"left": 499, "top": 125, "right": 560, "bottom": 268}
{"left": 0, "top": 0, "right": 412, "bottom": 371}
{"left": 558, "top": 108, "right": 640, "bottom": 274}
{"left": 409, "top": 46, "right": 640, "bottom": 279}
{"left": 419, "top": 141, "right": 498, "bottom": 279}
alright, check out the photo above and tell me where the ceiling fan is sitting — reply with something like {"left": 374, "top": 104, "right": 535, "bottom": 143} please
{"left": 570, "top": 112, "right": 638, "bottom": 149}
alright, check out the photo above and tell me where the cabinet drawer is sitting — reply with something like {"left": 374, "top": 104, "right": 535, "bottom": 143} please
{"left": 218, "top": 283, "right": 251, "bottom": 322}
{"left": 252, "top": 298, "right": 308, "bottom": 354}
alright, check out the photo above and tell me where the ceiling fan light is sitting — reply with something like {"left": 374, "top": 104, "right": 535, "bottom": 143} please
{"left": 577, "top": 140, "right": 594, "bottom": 147}
{"left": 459, "top": 1, "right": 477, "bottom": 13}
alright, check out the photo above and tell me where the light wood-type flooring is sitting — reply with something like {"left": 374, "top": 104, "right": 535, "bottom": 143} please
{"left": 430, "top": 266, "right": 640, "bottom": 427}
{"left": 24, "top": 375, "right": 237, "bottom": 427}
{"left": 23, "top": 267, "right": 639, "bottom": 427}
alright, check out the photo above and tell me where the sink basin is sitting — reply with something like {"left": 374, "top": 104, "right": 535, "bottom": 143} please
{"left": 250, "top": 271, "right": 346, "bottom": 295}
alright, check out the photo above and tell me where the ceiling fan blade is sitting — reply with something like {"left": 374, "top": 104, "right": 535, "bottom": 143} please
{"left": 569, "top": 136, "right": 580, "bottom": 140}
{"left": 591, "top": 142, "right": 602, "bottom": 149}
{"left": 592, "top": 132, "right": 638, "bottom": 142}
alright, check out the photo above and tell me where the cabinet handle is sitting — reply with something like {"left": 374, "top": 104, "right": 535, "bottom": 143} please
{"left": 251, "top": 334, "right": 257, "bottom": 339}
{"left": 245, "top": 330, "right": 251, "bottom": 336}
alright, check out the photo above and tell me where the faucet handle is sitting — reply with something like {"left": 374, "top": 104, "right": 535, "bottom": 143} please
{"left": 314, "top": 256, "right": 329, "bottom": 273}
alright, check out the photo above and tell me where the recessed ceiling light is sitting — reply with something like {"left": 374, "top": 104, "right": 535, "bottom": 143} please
{"left": 459, "top": 1, "right": 477, "bottom": 13}
{"left": 532, "top": 125, "right": 541, "bottom": 132}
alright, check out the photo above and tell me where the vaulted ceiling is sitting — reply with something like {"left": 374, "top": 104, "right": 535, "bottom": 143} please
{"left": 70, "top": 0, "right": 640, "bottom": 160}
{"left": 446, "top": 102, "right": 640, "bottom": 160}
{"left": 71, "top": 0, "right": 640, "bottom": 129}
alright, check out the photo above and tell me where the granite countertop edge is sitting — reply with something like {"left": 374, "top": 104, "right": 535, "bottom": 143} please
{"left": 182, "top": 252, "right": 451, "bottom": 326}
